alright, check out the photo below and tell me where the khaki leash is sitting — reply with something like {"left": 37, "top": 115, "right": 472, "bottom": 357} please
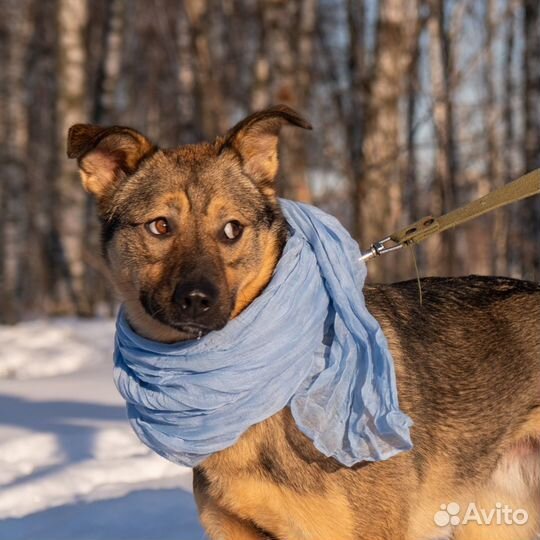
{"left": 359, "top": 168, "right": 540, "bottom": 262}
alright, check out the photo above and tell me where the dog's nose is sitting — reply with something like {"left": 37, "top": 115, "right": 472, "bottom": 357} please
{"left": 174, "top": 282, "right": 217, "bottom": 319}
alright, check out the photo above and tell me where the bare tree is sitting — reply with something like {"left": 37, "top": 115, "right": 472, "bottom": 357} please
{"left": 427, "top": 0, "right": 459, "bottom": 275}
{"left": 402, "top": 4, "right": 426, "bottom": 275}
{"left": 346, "top": 0, "right": 366, "bottom": 244}
{"left": 176, "top": 2, "right": 200, "bottom": 144}
{"left": 80, "top": 0, "right": 126, "bottom": 316}
{"left": 256, "top": 0, "right": 317, "bottom": 202}
{"left": 251, "top": 1, "right": 271, "bottom": 112}
{"left": 57, "top": 0, "right": 89, "bottom": 313}
{"left": 484, "top": 0, "right": 507, "bottom": 275}
{"left": 0, "top": 0, "right": 10, "bottom": 320}
{"left": 503, "top": 0, "right": 519, "bottom": 276}
{"left": 360, "top": 0, "right": 419, "bottom": 281}
{"left": 523, "top": 0, "right": 540, "bottom": 280}
{"left": 2, "top": 0, "right": 32, "bottom": 321}
{"left": 185, "top": 0, "right": 227, "bottom": 138}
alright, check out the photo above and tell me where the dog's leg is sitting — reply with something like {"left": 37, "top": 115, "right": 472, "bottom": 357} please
{"left": 193, "top": 468, "right": 270, "bottom": 540}
{"left": 196, "top": 496, "right": 270, "bottom": 540}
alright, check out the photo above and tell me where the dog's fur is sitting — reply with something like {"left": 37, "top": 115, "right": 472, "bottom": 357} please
{"left": 68, "top": 106, "right": 540, "bottom": 539}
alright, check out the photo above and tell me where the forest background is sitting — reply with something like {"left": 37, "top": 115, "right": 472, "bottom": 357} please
{"left": 1, "top": 0, "right": 539, "bottom": 322}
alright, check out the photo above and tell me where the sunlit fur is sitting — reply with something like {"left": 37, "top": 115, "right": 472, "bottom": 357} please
{"left": 69, "top": 108, "right": 540, "bottom": 540}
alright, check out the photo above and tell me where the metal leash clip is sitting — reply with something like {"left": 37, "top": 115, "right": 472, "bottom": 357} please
{"left": 359, "top": 236, "right": 403, "bottom": 263}
{"left": 358, "top": 168, "right": 540, "bottom": 264}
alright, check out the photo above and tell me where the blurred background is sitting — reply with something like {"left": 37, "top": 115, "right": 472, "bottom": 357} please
{"left": 1, "top": 0, "right": 540, "bottom": 323}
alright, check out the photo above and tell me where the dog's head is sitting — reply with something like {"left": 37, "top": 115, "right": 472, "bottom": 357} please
{"left": 67, "top": 106, "right": 311, "bottom": 341}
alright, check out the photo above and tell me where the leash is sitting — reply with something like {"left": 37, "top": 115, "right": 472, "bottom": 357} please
{"left": 360, "top": 168, "right": 540, "bottom": 262}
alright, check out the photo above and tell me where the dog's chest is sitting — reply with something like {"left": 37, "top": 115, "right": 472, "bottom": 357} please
{"left": 202, "top": 414, "right": 356, "bottom": 540}
{"left": 211, "top": 469, "right": 355, "bottom": 540}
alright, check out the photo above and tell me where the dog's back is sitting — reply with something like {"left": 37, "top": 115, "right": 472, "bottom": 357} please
{"left": 366, "top": 275, "right": 540, "bottom": 539}
{"left": 194, "top": 276, "right": 540, "bottom": 540}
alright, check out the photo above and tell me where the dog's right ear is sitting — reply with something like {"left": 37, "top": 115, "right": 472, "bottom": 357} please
{"left": 67, "top": 124, "right": 156, "bottom": 200}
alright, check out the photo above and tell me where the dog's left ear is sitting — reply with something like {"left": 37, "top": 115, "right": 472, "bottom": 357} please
{"left": 219, "top": 105, "right": 312, "bottom": 184}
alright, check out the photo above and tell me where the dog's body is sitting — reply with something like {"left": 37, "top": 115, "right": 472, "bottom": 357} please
{"left": 194, "top": 276, "right": 540, "bottom": 540}
{"left": 68, "top": 106, "right": 540, "bottom": 539}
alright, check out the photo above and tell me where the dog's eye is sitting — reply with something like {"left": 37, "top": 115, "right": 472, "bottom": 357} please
{"left": 146, "top": 218, "right": 170, "bottom": 236}
{"left": 221, "top": 221, "right": 243, "bottom": 243}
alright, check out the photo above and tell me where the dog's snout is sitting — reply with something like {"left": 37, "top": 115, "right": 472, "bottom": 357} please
{"left": 174, "top": 281, "right": 218, "bottom": 319}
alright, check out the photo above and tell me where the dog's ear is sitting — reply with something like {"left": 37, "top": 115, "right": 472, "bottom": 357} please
{"left": 219, "top": 105, "right": 312, "bottom": 184}
{"left": 66, "top": 124, "right": 156, "bottom": 199}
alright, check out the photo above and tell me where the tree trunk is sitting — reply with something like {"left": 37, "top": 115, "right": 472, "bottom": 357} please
{"left": 427, "top": 0, "right": 459, "bottom": 276}
{"left": 185, "top": 0, "right": 227, "bottom": 139}
{"left": 256, "top": 0, "right": 316, "bottom": 202}
{"left": 176, "top": 2, "right": 200, "bottom": 144}
{"left": 27, "top": 0, "right": 79, "bottom": 317}
{"left": 57, "top": 0, "right": 89, "bottom": 314}
{"left": 503, "top": 0, "right": 518, "bottom": 276}
{"left": 484, "top": 0, "right": 506, "bottom": 275}
{"left": 360, "top": 0, "right": 418, "bottom": 281}
{"left": 523, "top": 0, "right": 540, "bottom": 280}
{"left": 80, "top": 0, "right": 125, "bottom": 316}
{"left": 1, "top": 0, "right": 32, "bottom": 322}
{"left": 0, "top": 0, "right": 11, "bottom": 320}
{"left": 251, "top": 0, "right": 271, "bottom": 111}
{"left": 402, "top": 7, "right": 425, "bottom": 276}
{"left": 347, "top": 0, "right": 366, "bottom": 245}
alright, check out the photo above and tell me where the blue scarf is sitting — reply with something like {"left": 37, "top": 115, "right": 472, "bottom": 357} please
{"left": 114, "top": 200, "right": 413, "bottom": 468}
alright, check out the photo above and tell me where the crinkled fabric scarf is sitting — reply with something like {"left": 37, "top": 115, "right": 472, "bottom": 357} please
{"left": 114, "top": 199, "right": 413, "bottom": 468}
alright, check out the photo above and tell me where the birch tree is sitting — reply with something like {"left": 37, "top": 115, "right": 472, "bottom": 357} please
{"left": 360, "top": 0, "right": 419, "bottom": 281}
{"left": 81, "top": 0, "right": 126, "bottom": 315}
{"left": 57, "top": 0, "right": 89, "bottom": 313}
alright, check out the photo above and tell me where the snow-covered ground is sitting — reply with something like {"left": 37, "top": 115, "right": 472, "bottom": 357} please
{"left": 0, "top": 318, "right": 204, "bottom": 540}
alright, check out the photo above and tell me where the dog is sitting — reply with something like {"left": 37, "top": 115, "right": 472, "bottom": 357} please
{"left": 67, "top": 105, "right": 540, "bottom": 540}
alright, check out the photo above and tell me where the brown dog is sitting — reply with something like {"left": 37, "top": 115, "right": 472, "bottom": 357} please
{"left": 67, "top": 105, "right": 540, "bottom": 540}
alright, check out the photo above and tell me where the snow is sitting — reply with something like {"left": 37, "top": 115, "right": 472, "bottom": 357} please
{"left": 0, "top": 318, "right": 205, "bottom": 540}
{"left": 0, "top": 318, "right": 115, "bottom": 379}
